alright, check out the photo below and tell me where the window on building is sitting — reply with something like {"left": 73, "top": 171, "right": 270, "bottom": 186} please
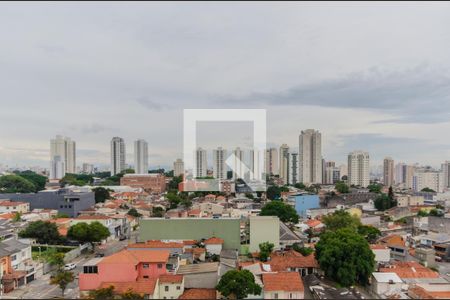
{"left": 143, "top": 275, "right": 149, "bottom": 279}
{"left": 143, "top": 263, "right": 149, "bottom": 268}
{"left": 176, "top": 286, "right": 180, "bottom": 290}
{"left": 157, "top": 263, "right": 163, "bottom": 269}
{"left": 60, "top": 205, "right": 63, "bottom": 208}
{"left": 11, "top": 255, "right": 16, "bottom": 261}
{"left": 13, "top": 207, "right": 16, "bottom": 210}
{"left": 69, "top": 205, "right": 72, "bottom": 208}
{"left": 165, "top": 286, "right": 169, "bottom": 292}
{"left": 83, "top": 266, "right": 98, "bottom": 274}
{"left": 274, "top": 293, "right": 278, "bottom": 299}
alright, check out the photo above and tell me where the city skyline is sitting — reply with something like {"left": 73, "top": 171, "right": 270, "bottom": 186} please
{"left": 2, "top": 3, "right": 450, "bottom": 169}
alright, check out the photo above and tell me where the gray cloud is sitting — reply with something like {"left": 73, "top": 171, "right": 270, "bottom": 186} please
{"left": 136, "top": 97, "right": 171, "bottom": 111}
{"left": 224, "top": 65, "right": 450, "bottom": 123}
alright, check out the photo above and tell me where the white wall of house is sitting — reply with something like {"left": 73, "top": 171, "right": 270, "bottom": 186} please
{"left": 205, "top": 244, "right": 222, "bottom": 256}
{"left": 264, "top": 290, "right": 304, "bottom": 299}
{"left": 372, "top": 249, "right": 391, "bottom": 264}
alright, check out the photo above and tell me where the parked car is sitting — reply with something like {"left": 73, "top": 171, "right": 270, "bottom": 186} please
{"left": 63, "top": 263, "right": 76, "bottom": 271}
{"left": 119, "top": 235, "right": 127, "bottom": 241}
{"left": 95, "top": 253, "right": 105, "bottom": 258}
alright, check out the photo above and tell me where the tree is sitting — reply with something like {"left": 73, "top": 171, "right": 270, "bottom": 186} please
{"left": 12, "top": 212, "right": 21, "bottom": 222}
{"left": 67, "top": 221, "right": 110, "bottom": 247}
{"left": 45, "top": 248, "right": 66, "bottom": 269}
{"left": 368, "top": 184, "right": 382, "bottom": 193}
{"left": 293, "top": 182, "right": 306, "bottom": 189}
{"left": 259, "top": 242, "right": 274, "bottom": 262}
{"left": 88, "top": 286, "right": 115, "bottom": 300}
{"left": 292, "top": 243, "right": 314, "bottom": 256}
{"left": 179, "top": 198, "right": 192, "bottom": 209}
{"left": 357, "top": 225, "right": 381, "bottom": 243}
{"left": 322, "top": 210, "right": 361, "bottom": 231}
{"left": 388, "top": 186, "right": 394, "bottom": 200}
{"left": 92, "top": 187, "right": 111, "bottom": 203}
{"left": 0, "top": 175, "right": 36, "bottom": 193}
{"left": 216, "top": 269, "right": 262, "bottom": 299}
{"left": 315, "top": 228, "right": 375, "bottom": 286}
{"left": 55, "top": 212, "right": 70, "bottom": 218}
{"left": 168, "top": 175, "right": 182, "bottom": 191}
{"left": 335, "top": 181, "right": 349, "bottom": 193}
{"left": 429, "top": 208, "right": 444, "bottom": 217}
{"left": 421, "top": 187, "right": 436, "bottom": 193}
{"left": 152, "top": 207, "right": 164, "bottom": 217}
{"left": 19, "top": 221, "right": 62, "bottom": 244}
{"left": 120, "top": 288, "right": 145, "bottom": 300}
{"left": 15, "top": 170, "right": 47, "bottom": 192}
{"left": 417, "top": 209, "right": 429, "bottom": 217}
{"left": 127, "top": 208, "right": 142, "bottom": 218}
{"left": 374, "top": 194, "right": 396, "bottom": 211}
{"left": 50, "top": 270, "right": 74, "bottom": 297}
{"left": 266, "top": 186, "right": 281, "bottom": 200}
{"left": 166, "top": 193, "right": 181, "bottom": 209}
{"left": 260, "top": 201, "right": 299, "bottom": 223}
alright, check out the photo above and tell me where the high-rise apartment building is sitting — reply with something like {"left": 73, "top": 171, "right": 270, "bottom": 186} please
{"left": 299, "top": 129, "right": 322, "bottom": 184}
{"left": 82, "top": 163, "right": 94, "bottom": 174}
{"left": 383, "top": 157, "right": 394, "bottom": 187}
{"left": 213, "top": 147, "right": 227, "bottom": 180}
{"left": 134, "top": 139, "right": 148, "bottom": 174}
{"left": 265, "top": 148, "right": 278, "bottom": 176}
{"left": 249, "top": 149, "right": 261, "bottom": 180}
{"left": 441, "top": 161, "right": 450, "bottom": 189}
{"left": 232, "top": 147, "right": 245, "bottom": 180}
{"left": 395, "top": 162, "right": 406, "bottom": 185}
{"left": 348, "top": 151, "right": 370, "bottom": 187}
{"left": 195, "top": 148, "right": 207, "bottom": 178}
{"left": 111, "top": 137, "right": 126, "bottom": 176}
{"left": 405, "top": 165, "right": 416, "bottom": 189}
{"left": 50, "top": 135, "right": 76, "bottom": 179}
{"left": 289, "top": 152, "right": 299, "bottom": 185}
{"left": 413, "top": 168, "right": 443, "bottom": 192}
{"left": 324, "top": 161, "right": 340, "bottom": 184}
{"left": 279, "top": 144, "right": 289, "bottom": 184}
{"left": 173, "top": 158, "right": 184, "bottom": 177}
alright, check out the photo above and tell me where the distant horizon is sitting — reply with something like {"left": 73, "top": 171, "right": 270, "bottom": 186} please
{"left": 2, "top": 3, "right": 450, "bottom": 169}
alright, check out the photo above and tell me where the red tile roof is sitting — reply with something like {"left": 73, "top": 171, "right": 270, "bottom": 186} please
{"left": 158, "top": 274, "right": 183, "bottom": 284}
{"left": 370, "top": 244, "right": 388, "bottom": 250}
{"left": 128, "top": 240, "right": 184, "bottom": 249}
{"left": 262, "top": 272, "right": 304, "bottom": 292}
{"left": 99, "top": 279, "right": 157, "bottom": 295}
{"left": 305, "top": 219, "right": 322, "bottom": 228}
{"left": 77, "top": 215, "right": 111, "bottom": 220}
{"left": 183, "top": 240, "right": 197, "bottom": 246}
{"left": 268, "top": 250, "right": 319, "bottom": 271}
{"left": 180, "top": 289, "right": 216, "bottom": 299}
{"left": 0, "top": 213, "right": 16, "bottom": 220}
{"left": 380, "top": 261, "right": 439, "bottom": 279}
{"left": 99, "top": 249, "right": 169, "bottom": 265}
{"left": 0, "top": 200, "right": 27, "bottom": 206}
{"left": 204, "top": 237, "right": 224, "bottom": 245}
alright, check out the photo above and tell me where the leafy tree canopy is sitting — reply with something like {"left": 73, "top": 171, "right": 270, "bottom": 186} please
{"left": 67, "top": 221, "right": 110, "bottom": 245}
{"left": 14, "top": 170, "right": 47, "bottom": 192}
{"left": 216, "top": 269, "right": 262, "bottom": 299}
{"left": 50, "top": 270, "right": 74, "bottom": 297}
{"left": 322, "top": 210, "right": 361, "bottom": 231}
{"left": 127, "top": 208, "right": 142, "bottom": 218}
{"left": 92, "top": 187, "right": 112, "bottom": 203}
{"left": 260, "top": 200, "right": 299, "bottom": 223}
{"left": 315, "top": 228, "right": 375, "bottom": 286}
{"left": 0, "top": 175, "right": 36, "bottom": 193}
{"left": 19, "top": 221, "right": 62, "bottom": 244}
{"left": 335, "top": 181, "right": 350, "bottom": 194}
{"left": 374, "top": 194, "right": 397, "bottom": 211}
{"left": 259, "top": 242, "right": 274, "bottom": 262}
{"left": 88, "top": 286, "right": 115, "bottom": 300}
{"left": 368, "top": 184, "right": 382, "bottom": 193}
{"left": 421, "top": 187, "right": 436, "bottom": 193}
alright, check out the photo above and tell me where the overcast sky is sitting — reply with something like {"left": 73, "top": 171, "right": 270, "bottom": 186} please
{"left": 1, "top": 2, "right": 450, "bottom": 170}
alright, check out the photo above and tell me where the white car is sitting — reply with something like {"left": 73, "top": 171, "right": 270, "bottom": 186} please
{"left": 63, "top": 263, "right": 76, "bottom": 271}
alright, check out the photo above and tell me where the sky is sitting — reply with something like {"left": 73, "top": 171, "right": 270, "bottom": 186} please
{"left": 1, "top": 2, "right": 450, "bottom": 170}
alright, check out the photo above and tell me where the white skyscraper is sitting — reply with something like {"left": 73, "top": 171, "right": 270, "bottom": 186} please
{"left": 279, "top": 144, "right": 290, "bottom": 184}
{"left": 134, "top": 139, "right": 148, "bottom": 174}
{"left": 348, "top": 150, "right": 370, "bottom": 187}
{"left": 383, "top": 157, "right": 394, "bottom": 187}
{"left": 413, "top": 168, "right": 443, "bottom": 192}
{"left": 299, "top": 129, "right": 322, "bottom": 184}
{"left": 213, "top": 147, "right": 227, "bottom": 180}
{"left": 82, "top": 163, "right": 94, "bottom": 174}
{"left": 265, "top": 148, "right": 278, "bottom": 176}
{"left": 50, "top": 135, "right": 76, "bottom": 179}
{"left": 441, "top": 161, "right": 450, "bottom": 189}
{"left": 195, "top": 148, "right": 207, "bottom": 178}
{"left": 395, "top": 162, "right": 406, "bottom": 185}
{"left": 111, "top": 137, "right": 126, "bottom": 176}
{"left": 232, "top": 147, "right": 245, "bottom": 180}
{"left": 249, "top": 149, "right": 261, "bottom": 180}
{"left": 173, "top": 158, "right": 184, "bottom": 177}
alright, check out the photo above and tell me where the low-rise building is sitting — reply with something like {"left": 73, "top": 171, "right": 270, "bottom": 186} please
{"left": 176, "top": 262, "right": 219, "bottom": 289}
{"left": 262, "top": 271, "right": 304, "bottom": 299}
{"left": 204, "top": 237, "right": 224, "bottom": 256}
{"left": 120, "top": 174, "right": 166, "bottom": 193}
{"left": 371, "top": 272, "right": 403, "bottom": 297}
{"left": 0, "top": 201, "right": 29, "bottom": 214}
{"left": 158, "top": 274, "right": 184, "bottom": 299}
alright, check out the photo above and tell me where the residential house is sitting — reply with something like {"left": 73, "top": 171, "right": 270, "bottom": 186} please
{"left": 380, "top": 261, "right": 447, "bottom": 285}
{"left": 371, "top": 272, "right": 404, "bottom": 297}
{"left": 98, "top": 280, "right": 159, "bottom": 299}
{"left": 408, "top": 283, "right": 450, "bottom": 299}
{"left": 158, "top": 274, "right": 184, "bottom": 299}
{"left": 176, "top": 262, "right": 219, "bottom": 289}
{"left": 179, "top": 288, "right": 216, "bottom": 299}
{"left": 378, "top": 234, "right": 409, "bottom": 261}
{"left": 78, "top": 249, "right": 170, "bottom": 295}
{"left": 204, "top": 237, "right": 223, "bottom": 256}
{"left": 128, "top": 241, "right": 184, "bottom": 256}
{"left": 0, "top": 201, "right": 29, "bottom": 214}
{"left": 370, "top": 245, "right": 391, "bottom": 266}
{"left": 262, "top": 272, "right": 304, "bottom": 299}
{"left": 268, "top": 250, "right": 320, "bottom": 277}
